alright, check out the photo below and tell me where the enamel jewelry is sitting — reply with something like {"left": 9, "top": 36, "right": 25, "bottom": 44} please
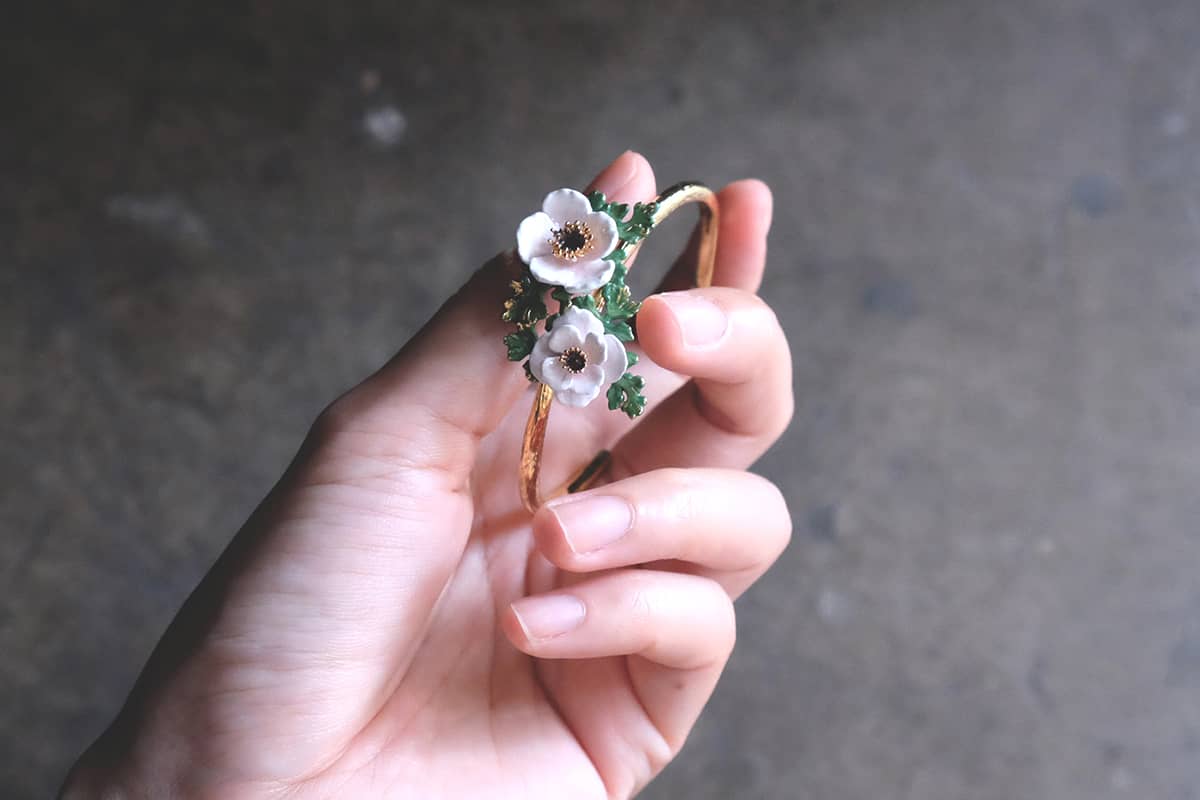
{"left": 504, "top": 181, "right": 719, "bottom": 511}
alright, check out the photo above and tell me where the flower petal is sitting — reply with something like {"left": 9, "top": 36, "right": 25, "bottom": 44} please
{"left": 529, "top": 252, "right": 616, "bottom": 293}
{"left": 541, "top": 356, "right": 574, "bottom": 391}
{"left": 516, "top": 212, "right": 555, "bottom": 263}
{"left": 578, "top": 364, "right": 605, "bottom": 391}
{"left": 530, "top": 338, "right": 556, "bottom": 383}
{"left": 556, "top": 305, "right": 605, "bottom": 338}
{"left": 547, "top": 322, "right": 583, "bottom": 353}
{"left": 585, "top": 210, "right": 620, "bottom": 258}
{"left": 542, "top": 188, "right": 592, "bottom": 224}
{"left": 555, "top": 382, "right": 603, "bottom": 408}
{"left": 528, "top": 255, "right": 580, "bottom": 288}
{"left": 600, "top": 334, "right": 628, "bottom": 382}
{"left": 561, "top": 258, "right": 616, "bottom": 294}
{"left": 581, "top": 332, "right": 606, "bottom": 364}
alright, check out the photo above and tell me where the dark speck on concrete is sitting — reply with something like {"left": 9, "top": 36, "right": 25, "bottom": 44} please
{"left": 807, "top": 503, "right": 839, "bottom": 541}
{"left": 1069, "top": 174, "right": 1123, "bottom": 218}
{"left": 862, "top": 278, "right": 918, "bottom": 318}
{"left": 1026, "top": 654, "right": 1056, "bottom": 711}
{"left": 1166, "top": 632, "right": 1200, "bottom": 687}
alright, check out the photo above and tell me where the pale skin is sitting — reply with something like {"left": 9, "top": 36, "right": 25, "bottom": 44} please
{"left": 62, "top": 152, "right": 794, "bottom": 800}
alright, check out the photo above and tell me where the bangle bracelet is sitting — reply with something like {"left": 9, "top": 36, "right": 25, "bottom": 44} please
{"left": 501, "top": 181, "right": 719, "bottom": 512}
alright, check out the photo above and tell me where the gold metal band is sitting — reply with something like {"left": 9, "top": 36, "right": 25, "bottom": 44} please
{"left": 519, "top": 181, "right": 719, "bottom": 512}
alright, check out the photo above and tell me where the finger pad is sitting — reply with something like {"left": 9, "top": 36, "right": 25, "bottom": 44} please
{"left": 636, "top": 297, "right": 687, "bottom": 367}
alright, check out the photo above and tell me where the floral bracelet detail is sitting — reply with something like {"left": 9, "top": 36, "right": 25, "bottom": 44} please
{"left": 502, "top": 188, "right": 653, "bottom": 417}
{"left": 510, "top": 180, "right": 718, "bottom": 511}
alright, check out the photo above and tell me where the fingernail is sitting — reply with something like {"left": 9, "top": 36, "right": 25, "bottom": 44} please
{"left": 658, "top": 292, "right": 728, "bottom": 348}
{"left": 548, "top": 495, "right": 634, "bottom": 554}
{"left": 590, "top": 150, "right": 638, "bottom": 196}
{"left": 511, "top": 594, "right": 587, "bottom": 640}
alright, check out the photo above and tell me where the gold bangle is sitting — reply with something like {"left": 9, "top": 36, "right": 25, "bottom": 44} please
{"left": 502, "top": 181, "right": 719, "bottom": 512}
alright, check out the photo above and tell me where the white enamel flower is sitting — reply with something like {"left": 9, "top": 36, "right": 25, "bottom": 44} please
{"left": 529, "top": 306, "right": 628, "bottom": 408}
{"left": 516, "top": 188, "right": 620, "bottom": 293}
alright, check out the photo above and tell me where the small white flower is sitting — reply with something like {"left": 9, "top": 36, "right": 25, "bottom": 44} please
{"left": 529, "top": 306, "right": 628, "bottom": 408}
{"left": 516, "top": 188, "right": 620, "bottom": 293}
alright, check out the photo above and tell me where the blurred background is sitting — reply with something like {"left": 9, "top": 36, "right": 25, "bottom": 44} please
{"left": 3, "top": 0, "right": 1199, "bottom": 797}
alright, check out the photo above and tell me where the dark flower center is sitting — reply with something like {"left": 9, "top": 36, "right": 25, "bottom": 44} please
{"left": 560, "top": 228, "right": 587, "bottom": 250}
{"left": 559, "top": 346, "right": 587, "bottom": 373}
{"left": 551, "top": 220, "right": 594, "bottom": 261}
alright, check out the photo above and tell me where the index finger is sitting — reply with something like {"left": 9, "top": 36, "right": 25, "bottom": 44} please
{"left": 604, "top": 286, "right": 793, "bottom": 477}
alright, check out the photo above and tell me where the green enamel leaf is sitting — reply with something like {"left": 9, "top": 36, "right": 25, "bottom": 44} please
{"left": 504, "top": 328, "right": 538, "bottom": 361}
{"left": 626, "top": 202, "right": 656, "bottom": 240}
{"left": 551, "top": 286, "right": 573, "bottom": 311}
{"left": 605, "top": 319, "right": 634, "bottom": 342}
{"left": 571, "top": 294, "right": 599, "bottom": 313}
{"left": 602, "top": 282, "right": 640, "bottom": 320}
{"left": 589, "top": 193, "right": 657, "bottom": 247}
{"left": 502, "top": 274, "right": 549, "bottom": 328}
{"left": 626, "top": 350, "right": 639, "bottom": 367}
{"left": 606, "top": 372, "right": 647, "bottom": 418}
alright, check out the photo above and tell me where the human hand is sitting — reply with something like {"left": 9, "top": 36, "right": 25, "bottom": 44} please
{"left": 63, "top": 152, "right": 793, "bottom": 800}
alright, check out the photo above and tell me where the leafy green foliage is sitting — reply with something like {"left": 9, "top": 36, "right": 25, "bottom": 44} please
{"left": 606, "top": 372, "right": 647, "bottom": 418}
{"left": 602, "top": 282, "right": 639, "bottom": 318}
{"left": 602, "top": 318, "right": 634, "bottom": 343}
{"left": 501, "top": 274, "right": 549, "bottom": 328}
{"left": 504, "top": 328, "right": 538, "bottom": 361}
{"left": 623, "top": 202, "right": 655, "bottom": 244}
{"left": 599, "top": 282, "right": 639, "bottom": 342}
{"left": 551, "top": 287, "right": 573, "bottom": 310}
{"left": 543, "top": 286, "right": 574, "bottom": 329}
{"left": 588, "top": 191, "right": 657, "bottom": 247}
{"left": 570, "top": 294, "right": 598, "bottom": 313}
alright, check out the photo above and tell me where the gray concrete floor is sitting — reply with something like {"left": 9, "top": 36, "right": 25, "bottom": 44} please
{"left": 3, "top": 1, "right": 1200, "bottom": 797}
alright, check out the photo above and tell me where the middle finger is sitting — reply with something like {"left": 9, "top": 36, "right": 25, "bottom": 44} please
{"left": 532, "top": 467, "right": 792, "bottom": 598}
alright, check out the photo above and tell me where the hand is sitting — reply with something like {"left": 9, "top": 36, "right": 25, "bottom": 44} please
{"left": 63, "top": 152, "right": 793, "bottom": 800}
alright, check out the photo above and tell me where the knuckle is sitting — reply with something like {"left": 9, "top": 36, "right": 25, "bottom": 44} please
{"left": 648, "top": 467, "right": 700, "bottom": 498}
{"left": 642, "top": 468, "right": 711, "bottom": 525}
{"left": 308, "top": 393, "right": 360, "bottom": 447}
{"left": 625, "top": 573, "right": 659, "bottom": 623}
{"left": 738, "top": 291, "right": 782, "bottom": 336}
{"left": 307, "top": 391, "right": 391, "bottom": 456}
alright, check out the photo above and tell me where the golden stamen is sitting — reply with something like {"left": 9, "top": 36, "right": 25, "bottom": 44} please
{"left": 559, "top": 346, "right": 587, "bottom": 373}
{"left": 550, "top": 220, "right": 595, "bottom": 261}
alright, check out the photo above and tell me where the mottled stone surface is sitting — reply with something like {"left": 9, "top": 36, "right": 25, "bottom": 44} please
{"left": 4, "top": 1, "right": 1200, "bottom": 798}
